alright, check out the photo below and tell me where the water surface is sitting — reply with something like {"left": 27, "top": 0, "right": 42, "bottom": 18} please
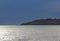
{"left": 0, "top": 25, "right": 60, "bottom": 41}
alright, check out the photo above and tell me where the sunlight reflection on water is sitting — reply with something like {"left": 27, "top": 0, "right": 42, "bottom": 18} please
{"left": 0, "top": 25, "right": 60, "bottom": 41}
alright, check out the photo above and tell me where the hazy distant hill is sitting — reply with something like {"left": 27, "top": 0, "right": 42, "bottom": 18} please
{"left": 21, "top": 18, "right": 60, "bottom": 25}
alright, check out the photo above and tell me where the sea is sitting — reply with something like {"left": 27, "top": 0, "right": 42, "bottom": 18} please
{"left": 0, "top": 25, "right": 60, "bottom": 41}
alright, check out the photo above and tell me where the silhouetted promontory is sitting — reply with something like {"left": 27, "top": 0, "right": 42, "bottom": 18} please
{"left": 21, "top": 18, "right": 60, "bottom": 25}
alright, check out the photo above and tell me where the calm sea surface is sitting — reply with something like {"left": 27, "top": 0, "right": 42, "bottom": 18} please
{"left": 0, "top": 25, "right": 60, "bottom": 41}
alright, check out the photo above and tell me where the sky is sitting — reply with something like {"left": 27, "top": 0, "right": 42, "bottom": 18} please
{"left": 0, "top": 0, "right": 59, "bottom": 24}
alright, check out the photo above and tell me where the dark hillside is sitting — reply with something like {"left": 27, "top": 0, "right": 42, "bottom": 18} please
{"left": 21, "top": 18, "right": 60, "bottom": 25}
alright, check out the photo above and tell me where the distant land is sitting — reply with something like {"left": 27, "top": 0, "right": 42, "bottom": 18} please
{"left": 21, "top": 18, "right": 60, "bottom": 25}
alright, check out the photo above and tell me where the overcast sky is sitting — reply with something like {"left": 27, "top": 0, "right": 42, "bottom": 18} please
{"left": 0, "top": 0, "right": 59, "bottom": 24}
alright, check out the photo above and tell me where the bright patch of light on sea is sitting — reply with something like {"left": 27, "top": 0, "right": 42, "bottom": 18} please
{"left": 0, "top": 26, "right": 60, "bottom": 41}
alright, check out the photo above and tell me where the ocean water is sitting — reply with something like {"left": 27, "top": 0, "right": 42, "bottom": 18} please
{"left": 0, "top": 25, "right": 60, "bottom": 41}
